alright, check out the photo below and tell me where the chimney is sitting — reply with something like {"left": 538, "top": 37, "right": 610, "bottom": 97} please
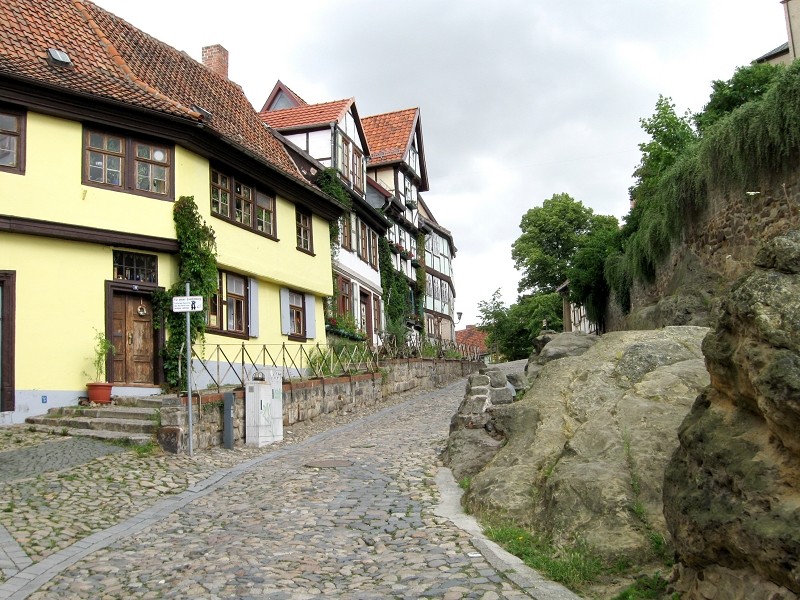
{"left": 202, "top": 44, "right": 229, "bottom": 79}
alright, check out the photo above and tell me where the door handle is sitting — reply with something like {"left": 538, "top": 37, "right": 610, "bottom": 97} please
{"left": 128, "top": 332, "right": 133, "bottom": 346}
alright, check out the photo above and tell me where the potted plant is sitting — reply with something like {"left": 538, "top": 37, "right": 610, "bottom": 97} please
{"left": 85, "top": 329, "right": 115, "bottom": 404}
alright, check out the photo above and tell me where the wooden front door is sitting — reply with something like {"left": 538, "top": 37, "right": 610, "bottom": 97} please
{"left": 111, "top": 294, "right": 154, "bottom": 385}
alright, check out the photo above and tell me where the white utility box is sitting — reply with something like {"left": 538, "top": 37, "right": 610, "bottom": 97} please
{"left": 245, "top": 370, "right": 284, "bottom": 447}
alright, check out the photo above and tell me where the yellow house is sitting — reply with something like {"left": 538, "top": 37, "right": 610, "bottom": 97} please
{"left": 0, "top": 0, "right": 343, "bottom": 423}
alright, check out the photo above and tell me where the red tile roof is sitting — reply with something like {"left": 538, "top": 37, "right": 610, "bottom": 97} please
{"left": 361, "top": 108, "right": 418, "bottom": 166}
{"left": 259, "top": 99, "right": 353, "bottom": 131}
{"left": 0, "top": 0, "right": 300, "bottom": 178}
{"left": 456, "top": 326, "right": 488, "bottom": 354}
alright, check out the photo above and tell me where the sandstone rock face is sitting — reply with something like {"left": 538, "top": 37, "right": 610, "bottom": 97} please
{"left": 524, "top": 331, "right": 598, "bottom": 378}
{"left": 464, "top": 327, "right": 709, "bottom": 561}
{"left": 664, "top": 231, "right": 800, "bottom": 599}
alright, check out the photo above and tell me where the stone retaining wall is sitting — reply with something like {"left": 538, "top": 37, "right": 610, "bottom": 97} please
{"left": 158, "top": 358, "right": 481, "bottom": 454}
{"left": 625, "top": 173, "right": 800, "bottom": 321}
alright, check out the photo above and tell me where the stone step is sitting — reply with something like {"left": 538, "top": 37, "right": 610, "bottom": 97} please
{"left": 26, "top": 415, "right": 157, "bottom": 435}
{"left": 113, "top": 395, "right": 174, "bottom": 408}
{"left": 54, "top": 406, "right": 159, "bottom": 421}
{"left": 24, "top": 424, "right": 153, "bottom": 446}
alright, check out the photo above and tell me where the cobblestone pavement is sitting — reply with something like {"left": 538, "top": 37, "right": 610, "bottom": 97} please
{"left": 0, "top": 363, "right": 577, "bottom": 600}
{"left": 0, "top": 438, "right": 126, "bottom": 483}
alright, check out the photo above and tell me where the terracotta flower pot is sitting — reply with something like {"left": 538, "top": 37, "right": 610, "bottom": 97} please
{"left": 86, "top": 382, "right": 113, "bottom": 404}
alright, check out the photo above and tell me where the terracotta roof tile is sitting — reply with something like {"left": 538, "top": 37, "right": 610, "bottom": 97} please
{"left": 0, "top": 0, "right": 301, "bottom": 178}
{"left": 361, "top": 108, "right": 418, "bottom": 166}
{"left": 455, "top": 326, "right": 488, "bottom": 354}
{"left": 259, "top": 99, "right": 353, "bottom": 130}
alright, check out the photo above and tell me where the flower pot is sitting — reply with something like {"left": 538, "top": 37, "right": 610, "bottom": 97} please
{"left": 86, "top": 382, "right": 113, "bottom": 404}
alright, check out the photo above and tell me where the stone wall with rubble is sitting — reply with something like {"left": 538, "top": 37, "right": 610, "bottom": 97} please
{"left": 158, "top": 358, "right": 481, "bottom": 453}
{"left": 624, "top": 173, "right": 800, "bottom": 330}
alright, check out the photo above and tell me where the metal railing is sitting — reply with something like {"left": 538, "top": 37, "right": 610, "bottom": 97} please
{"left": 190, "top": 342, "right": 377, "bottom": 391}
{"left": 189, "top": 339, "right": 483, "bottom": 391}
{"left": 377, "top": 334, "right": 482, "bottom": 361}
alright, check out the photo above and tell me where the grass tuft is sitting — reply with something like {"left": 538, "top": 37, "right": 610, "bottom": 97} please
{"left": 485, "top": 524, "right": 603, "bottom": 590}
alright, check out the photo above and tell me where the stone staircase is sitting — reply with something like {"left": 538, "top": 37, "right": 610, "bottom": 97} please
{"left": 25, "top": 395, "right": 174, "bottom": 446}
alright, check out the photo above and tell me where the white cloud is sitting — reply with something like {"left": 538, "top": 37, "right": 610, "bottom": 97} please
{"left": 96, "top": 0, "right": 790, "bottom": 324}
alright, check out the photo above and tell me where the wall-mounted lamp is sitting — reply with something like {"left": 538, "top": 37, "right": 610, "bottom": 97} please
{"left": 456, "top": 311, "right": 463, "bottom": 324}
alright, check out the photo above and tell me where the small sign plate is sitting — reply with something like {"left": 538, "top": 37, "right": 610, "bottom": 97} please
{"left": 172, "top": 295, "right": 204, "bottom": 313}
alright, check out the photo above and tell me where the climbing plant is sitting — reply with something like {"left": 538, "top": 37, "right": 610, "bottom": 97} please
{"left": 315, "top": 168, "right": 352, "bottom": 260}
{"left": 153, "top": 196, "right": 217, "bottom": 390}
{"left": 416, "top": 232, "right": 427, "bottom": 334}
{"left": 379, "top": 237, "right": 414, "bottom": 341}
{"left": 603, "top": 62, "right": 799, "bottom": 314}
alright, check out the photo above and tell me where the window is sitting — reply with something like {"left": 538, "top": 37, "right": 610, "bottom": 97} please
{"left": 290, "top": 292, "right": 305, "bottom": 337}
{"left": 408, "top": 138, "right": 419, "bottom": 176}
{"left": 359, "top": 222, "right": 368, "bottom": 262}
{"left": 352, "top": 149, "right": 363, "bottom": 191}
{"left": 370, "top": 231, "right": 379, "bottom": 269}
{"left": 84, "top": 129, "right": 173, "bottom": 199}
{"left": 341, "top": 214, "right": 353, "bottom": 250}
{"left": 113, "top": 251, "right": 157, "bottom": 283}
{"left": 373, "top": 296, "right": 381, "bottom": 334}
{"left": 206, "top": 271, "right": 254, "bottom": 338}
{"left": 211, "top": 169, "right": 277, "bottom": 238}
{"left": 256, "top": 191, "right": 276, "bottom": 237}
{"left": 296, "top": 208, "right": 313, "bottom": 253}
{"left": 338, "top": 135, "right": 351, "bottom": 181}
{"left": 134, "top": 142, "right": 169, "bottom": 195}
{"left": 338, "top": 276, "right": 352, "bottom": 317}
{"left": 0, "top": 109, "right": 25, "bottom": 174}
{"left": 280, "top": 288, "right": 316, "bottom": 341}
{"left": 234, "top": 181, "right": 254, "bottom": 227}
{"left": 211, "top": 170, "right": 231, "bottom": 218}
{"left": 87, "top": 132, "right": 124, "bottom": 187}
{"left": 225, "top": 275, "right": 246, "bottom": 334}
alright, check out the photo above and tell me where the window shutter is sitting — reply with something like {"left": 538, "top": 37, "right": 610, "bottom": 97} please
{"left": 248, "top": 278, "right": 259, "bottom": 337}
{"left": 280, "top": 288, "right": 291, "bottom": 335}
{"left": 305, "top": 293, "right": 316, "bottom": 339}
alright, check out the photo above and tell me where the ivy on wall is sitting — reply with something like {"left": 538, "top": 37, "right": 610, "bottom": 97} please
{"left": 416, "top": 232, "right": 427, "bottom": 334}
{"left": 315, "top": 168, "right": 352, "bottom": 260}
{"left": 379, "top": 237, "right": 414, "bottom": 340}
{"left": 603, "top": 62, "right": 800, "bottom": 314}
{"left": 153, "top": 196, "right": 217, "bottom": 390}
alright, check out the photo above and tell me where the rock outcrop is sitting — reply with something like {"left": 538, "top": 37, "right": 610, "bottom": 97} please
{"left": 463, "top": 327, "right": 710, "bottom": 561}
{"left": 663, "top": 230, "right": 800, "bottom": 599}
{"left": 525, "top": 331, "right": 598, "bottom": 380}
{"left": 442, "top": 367, "right": 516, "bottom": 482}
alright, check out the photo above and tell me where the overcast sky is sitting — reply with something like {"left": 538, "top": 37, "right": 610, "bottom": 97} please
{"left": 95, "top": 0, "right": 788, "bottom": 325}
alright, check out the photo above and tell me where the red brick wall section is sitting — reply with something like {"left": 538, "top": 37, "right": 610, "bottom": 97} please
{"left": 201, "top": 44, "right": 228, "bottom": 79}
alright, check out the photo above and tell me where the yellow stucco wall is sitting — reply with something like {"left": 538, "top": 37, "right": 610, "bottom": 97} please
{"left": 1, "top": 109, "right": 333, "bottom": 399}
{"left": 3, "top": 234, "right": 177, "bottom": 390}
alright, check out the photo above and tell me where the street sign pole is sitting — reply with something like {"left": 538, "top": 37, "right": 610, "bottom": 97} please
{"left": 185, "top": 281, "right": 194, "bottom": 457}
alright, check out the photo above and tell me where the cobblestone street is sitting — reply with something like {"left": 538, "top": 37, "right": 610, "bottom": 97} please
{"left": 0, "top": 366, "right": 576, "bottom": 600}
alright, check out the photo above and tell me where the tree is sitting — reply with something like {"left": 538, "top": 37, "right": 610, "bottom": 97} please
{"left": 478, "top": 289, "right": 562, "bottom": 361}
{"left": 629, "top": 95, "right": 696, "bottom": 207}
{"left": 567, "top": 214, "right": 620, "bottom": 331}
{"left": 694, "top": 63, "right": 783, "bottom": 134}
{"left": 511, "top": 193, "right": 596, "bottom": 295}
